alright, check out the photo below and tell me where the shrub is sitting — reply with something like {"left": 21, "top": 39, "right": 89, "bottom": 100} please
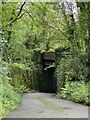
{"left": 57, "top": 81, "right": 89, "bottom": 105}
{"left": 9, "top": 62, "right": 39, "bottom": 91}
{"left": 55, "top": 52, "right": 88, "bottom": 91}
{"left": 2, "top": 83, "right": 21, "bottom": 118}
{"left": 14, "top": 85, "right": 34, "bottom": 94}
{"left": 0, "top": 61, "right": 21, "bottom": 118}
{"left": 9, "top": 63, "right": 29, "bottom": 88}
{"left": 1, "top": 61, "right": 36, "bottom": 118}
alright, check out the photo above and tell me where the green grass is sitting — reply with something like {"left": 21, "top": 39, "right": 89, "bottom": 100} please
{"left": 37, "top": 97, "right": 64, "bottom": 112}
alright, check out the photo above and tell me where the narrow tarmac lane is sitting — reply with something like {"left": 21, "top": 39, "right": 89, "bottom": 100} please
{"left": 7, "top": 93, "right": 88, "bottom": 118}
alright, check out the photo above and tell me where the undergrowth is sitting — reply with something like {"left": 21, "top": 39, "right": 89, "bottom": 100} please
{"left": 1, "top": 82, "right": 21, "bottom": 118}
{"left": 57, "top": 81, "right": 90, "bottom": 105}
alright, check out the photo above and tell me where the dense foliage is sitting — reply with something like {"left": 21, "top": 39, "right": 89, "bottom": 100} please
{"left": 0, "top": 61, "right": 21, "bottom": 118}
{"left": 57, "top": 81, "right": 89, "bottom": 105}
{"left": 1, "top": 1, "right": 90, "bottom": 118}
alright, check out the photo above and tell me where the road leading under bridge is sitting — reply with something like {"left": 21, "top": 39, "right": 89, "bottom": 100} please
{"left": 7, "top": 93, "right": 88, "bottom": 118}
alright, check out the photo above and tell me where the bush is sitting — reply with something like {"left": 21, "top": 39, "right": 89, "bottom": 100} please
{"left": 57, "top": 81, "right": 89, "bottom": 105}
{"left": 1, "top": 61, "right": 36, "bottom": 118}
{"left": 2, "top": 83, "right": 21, "bottom": 118}
{"left": 56, "top": 52, "right": 88, "bottom": 91}
{"left": 9, "top": 62, "right": 39, "bottom": 91}
{"left": 14, "top": 85, "right": 35, "bottom": 94}
{"left": 0, "top": 61, "right": 21, "bottom": 118}
{"left": 9, "top": 63, "right": 30, "bottom": 88}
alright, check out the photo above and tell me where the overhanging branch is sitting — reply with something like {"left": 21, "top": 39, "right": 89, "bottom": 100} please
{"left": 9, "top": 2, "right": 26, "bottom": 24}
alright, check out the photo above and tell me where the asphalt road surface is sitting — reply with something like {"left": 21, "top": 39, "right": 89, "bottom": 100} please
{"left": 7, "top": 93, "right": 88, "bottom": 118}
